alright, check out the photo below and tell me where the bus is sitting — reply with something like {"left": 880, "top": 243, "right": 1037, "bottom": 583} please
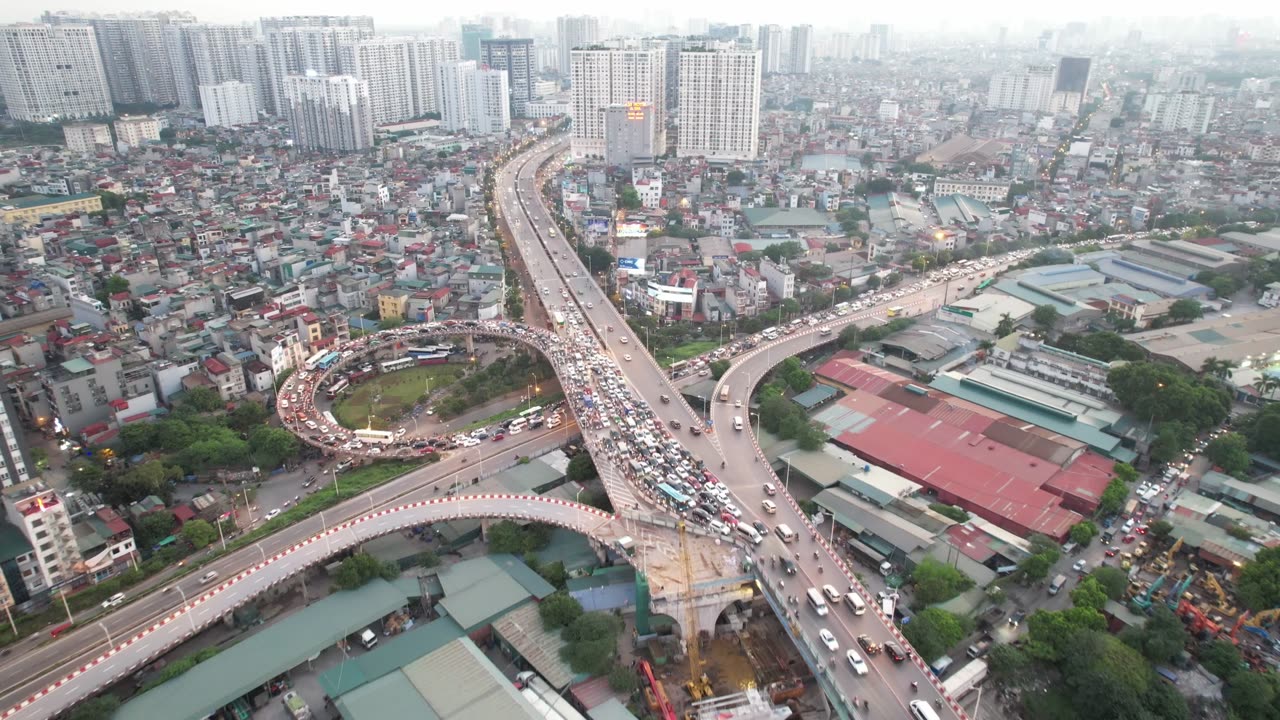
{"left": 303, "top": 350, "right": 331, "bottom": 371}
{"left": 415, "top": 353, "right": 449, "bottom": 365}
{"left": 354, "top": 428, "right": 395, "bottom": 445}
{"left": 380, "top": 358, "right": 414, "bottom": 373}
{"left": 886, "top": 306, "right": 905, "bottom": 317}
{"left": 669, "top": 360, "right": 689, "bottom": 375}
{"left": 657, "top": 483, "right": 690, "bottom": 510}
{"left": 977, "top": 278, "right": 995, "bottom": 290}
{"left": 326, "top": 378, "right": 349, "bottom": 399}
{"left": 553, "top": 311, "right": 565, "bottom": 326}
{"left": 317, "top": 352, "right": 341, "bottom": 370}
{"left": 323, "top": 411, "right": 338, "bottom": 427}
{"left": 519, "top": 406, "right": 543, "bottom": 419}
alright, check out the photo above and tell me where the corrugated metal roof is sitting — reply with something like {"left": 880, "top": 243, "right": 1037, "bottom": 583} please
{"left": 336, "top": 671, "right": 441, "bottom": 720}
{"left": 812, "top": 487, "right": 937, "bottom": 553}
{"left": 437, "top": 555, "right": 554, "bottom": 630}
{"left": 117, "top": 580, "right": 408, "bottom": 720}
{"left": 405, "top": 639, "right": 538, "bottom": 720}
{"left": 320, "top": 616, "right": 465, "bottom": 698}
{"left": 493, "top": 602, "right": 574, "bottom": 689}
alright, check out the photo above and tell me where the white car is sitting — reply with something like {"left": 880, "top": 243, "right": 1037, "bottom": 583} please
{"left": 1072, "top": 559, "right": 1088, "bottom": 573}
{"left": 722, "top": 503, "right": 742, "bottom": 518}
{"left": 819, "top": 628, "right": 839, "bottom": 652}
{"left": 101, "top": 592, "right": 126, "bottom": 609}
{"left": 619, "top": 337, "right": 629, "bottom": 344}
{"left": 623, "top": 354, "right": 632, "bottom": 361}
{"left": 846, "top": 650, "right": 869, "bottom": 675}
{"left": 265, "top": 508, "right": 282, "bottom": 521}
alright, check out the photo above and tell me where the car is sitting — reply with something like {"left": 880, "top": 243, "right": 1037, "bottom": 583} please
{"left": 734, "top": 399, "right": 742, "bottom": 407}
{"left": 1072, "top": 559, "right": 1088, "bottom": 573}
{"left": 846, "top": 649, "right": 869, "bottom": 675}
{"left": 1105, "top": 546, "right": 1119, "bottom": 557}
{"left": 669, "top": 419, "right": 682, "bottom": 430}
{"left": 722, "top": 503, "right": 742, "bottom": 518}
{"left": 1137, "top": 524, "right": 1149, "bottom": 535}
{"left": 101, "top": 592, "right": 126, "bottom": 609}
{"left": 1122, "top": 534, "right": 1136, "bottom": 544}
{"left": 199, "top": 570, "right": 219, "bottom": 584}
{"left": 587, "top": 302, "right": 594, "bottom": 308}
{"left": 264, "top": 508, "right": 282, "bottom": 521}
{"left": 763, "top": 483, "right": 777, "bottom": 496}
{"left": 884, "top": 641, "right": 907, "bottom": 663}
{"left": 690, "top": 426, "right": 702, "bottom": 436}
{"left": 302, "top": 477, "right": 317, "bottom": 488}
{"left": 623, "top": 354, "right": 632, "bottom": 361}
{"left": 395, "top": 427, "right": 407, "bottom": 436}
{"left": 752, "top": 521, "right": 768, "bottom": 535}
{"left": 819, "top": 629, "right": 839, "bottom": 652}
{"left": 492, "top": 433, "right": 505, "bottom": 441}
{"left": 619, "top": 336, "right": 629, "bottom": 344}
{"left": 1007, "top": 610, "right": 1027, "bottom": 627}
{"left": 781, "top": 558, "right": 797, "bottom": 575}
{"left": 856, "top": 634, "right": 881, "bottom": 655}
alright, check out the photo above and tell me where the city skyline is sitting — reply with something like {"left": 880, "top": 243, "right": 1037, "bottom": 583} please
{"left": 3, "top": 5, "right": 1277, "bottom": 32}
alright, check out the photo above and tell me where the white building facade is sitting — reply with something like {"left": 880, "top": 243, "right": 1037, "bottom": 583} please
{"left": 570, "top": 47, "right": 666, "bottom": 158}
{"left": 677, "top": 47, "right": 762, "bottom": 161}
{"left": 199, "top": 81, "right": 259, "bottom": 127}
{"left": 556, "top": 15, "right": 598, "bottom": 75}
{"left": 339, "top": 37, "right": 414, "bottom": 125}
{"left": 284, "top": 74, "right": 375, "bottom": 152}
{"left": 113, "top": 115, "right": 160, "bottom": 148}
{"left": 62, "top": 123, "right": 112, "bottom": 153}
{"left": 438, "top": 61, "right": 510, "bottom": 135}
{"left": 408, "top": 37, "right": 460, "bottom": 116}
{"left": 0, "top": 24, "right": 113, "bottom": 122}
{"left": 789, "top": 25, "right": 813, "bottom": 75}
{"left": 987, "top": 65, "right": 1056, "bottom": 113}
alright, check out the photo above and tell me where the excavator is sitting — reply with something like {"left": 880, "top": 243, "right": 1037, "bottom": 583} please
{"left": 1164, "top": 574, "right": 1195, "bottom": 610}
{"left": 1203, "top": 575, "right": 1237, "bottom": 616}
{"left": 1131, "top": 575, "right": 1167, "bottom": 614}
{"left": 1176, "top": 599, "right": 1222, "bottom": 641}
{"left": 1152, "top": 537, "right": 1183, "bottom": 573}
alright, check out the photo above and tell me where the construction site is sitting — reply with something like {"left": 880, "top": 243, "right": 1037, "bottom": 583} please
{"left": 1122, "top": 535, "right": 1280, "bottom": 673}
{"left": 630, "top": 522, "right": 819, "bottom": 720}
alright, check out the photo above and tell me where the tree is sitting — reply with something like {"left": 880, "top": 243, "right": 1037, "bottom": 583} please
{"left": 378, "top": 316, "right": 405, "bottom": 330}
{"left": 1224, "top": 667, "right": 1278, "bottom": 719}
{"left": 1147, "top": 519, "right": 1173, "bottom": 540}
{"left": 1120, "top": 604, "right": 1186, "bottom": 664}
{"left": 226, "top": 402, "right": 268, "bottom": 432}
{"left": 1206, "top": 432, "right": 1251, "bottom": 476}
{"left": 1167, "top": 299, "right": 1203, "bottom": 323}
{"left": 1112, "top": 462, "right": 1139, "bottom": 484}
{"left": 761, "top": 241, "right": 803, "bottom": 263}
{"left": 1090, "top": 566, "right": 1129, "bottom": 601}
{"left": 901, "top": 608, "right": 968, "bottom": 661}
{"left": 985, "top": 644, "right": 1030, "bottom": 682}
{"left": 68, "top": 695, "right": 121, "bottom": 720}
{"left": 248, "top": 427, "right": 298, "bottom": 469}
{"left": 864, "top": 274, "right": 882, "bottom": 290}
{"left": 865, "top": 178, "right": 895, "bottom": 194}
{"left": 182, "top": 386, "right": 223, "bottom": 413}
{"left": 1198, "top": 639, "right": 1244, "bottom": 679}
{"left": 539, "top": 591, "right": 584, "bottom": 629}
{"left": 1237, "top": 546, "right": 1280, "bottom": 611}
{"left": 619, "top": 185, "right": 642, "bottom": 210}
{"left": 910, "top": 557, "right": 975, "bottom": 606}
{"left": 726, "top": 170, "right": 746, "bottom": 186}
{"left": 68, "top": 460, "right": 106, "bottom": 495}
{"left": 180, "top": 519, "right": 217, "bottom": 549}
{"left": 332, "top": 553, "right": 398, "bottom": 590}
{"left": 1025, "top": 607, "right": 1107, "bottom": 661}
{"left": 567, "top": 453, "right": 598, "bottom": 483}
{"left": 608, "top": 665, "right": 638, "bottom": 693}
{"left": 1032, "top": 304, "right": 1061, "bottom": 334}
{"left": 1069, "top": 521, "right": 1097, "bottom": 547}
{"left": 994, "top": 313, "right": 1016, "bottom": 337}
{"left": 1019, "top": 553, "right": 1053, "bottom": 583}
{"left": 560, "top": 612, "right": 623, "bottom": 675}
{"left": 487, "top": 520, "right": 527, "bottom": 554}
{"left": 154, "top": 419, "right": 195, "bottom": 452}
{"left": 118, "top": 423, "right": 158, "bottom": 455}
{"left": 1200, "top": 356, "right": 1238, "bottom": 381}
{"left": 134, "top": 511, "right": 176, "bottom": 549}
{"left": 1070, "top": 577, "right": 1108, "bottom": 611}
{"left": 115, "top": 462, "right": 181, "bottom": 505}
{"left": 709, "top": 359, "right": 731, "bottom": 379}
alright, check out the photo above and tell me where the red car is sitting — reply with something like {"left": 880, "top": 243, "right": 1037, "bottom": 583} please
{"left": 720, "top": 511, "right": 738, "bottom": 527}
{"left": 492, "top": 433, "right": 505, "bottom": 441}
{"left": 1136, "top": 525, "right": 1149, "bottom": 535}
{"left": 1105, "top": 547, "right": 1119, "bottom": 557}
{"left": 1122, "top": 534, "right": 1136, "bottom": 544}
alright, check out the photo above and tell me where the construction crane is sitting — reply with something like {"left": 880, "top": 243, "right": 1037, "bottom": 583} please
{"left": 677, "top": 521, "right": 712, "bottom": 702}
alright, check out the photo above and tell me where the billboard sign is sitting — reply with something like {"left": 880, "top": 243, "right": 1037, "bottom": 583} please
{"left": 618, "top": 257, "right": 647, "bottom": 275}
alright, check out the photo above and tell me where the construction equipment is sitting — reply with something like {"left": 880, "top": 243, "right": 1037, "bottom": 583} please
{"left": 1153, "top": 537, "right": 1184, "bottom": 573}
{"left": 1166, "top": 574, "right": 1195, "bottom": 610}
{"left": 1131, "top": 575, "right": 1166, "bottom": 614}
{"left": 1203, "top": 575, "right": 1238, "bottom": 616}
{"left": 1176, "top": 599, "right": 1222, "bottom": 641}
{"left": 639, "top": 660, "right": 676, "bottom": 720}
{"left": 676, "top": 521, "right": 712, "bottom": 701}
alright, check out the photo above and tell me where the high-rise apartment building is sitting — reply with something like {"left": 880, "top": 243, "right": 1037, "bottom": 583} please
{"left": 113, "top": 115, "right": 160, "bottom": 148}
{"left": 756, "top": 25, "right": 783, "bottom": 74}
{"left": 284, "top": 74, "right": 375, "bottom": 152}
{"left": 677, "top": 46, "right": 762, "bottom": 161}
{"left": 830, "top": 33, "right": 855, "bottom": 61}
{"left": 238, "top": 40, "right": 273, "bottom": 114}
{"left": 408, "top": 37, "right": 460, "bottom": 117}
{"left": 460, "top": 24, "right": 492, "bottom": 62}
{"left": 570, "top": 47, "right": 666, "bottom": 158}
{"left": 264, "top": 23, "right": 373, "bottom": 118}
{"left": 438, "top": 61, "right": 510, "bottom": 136}
{"left": 856, "top": 33, "right": 882, "bottom": 61}
{"left": 639, "top": 37, "right": 682, "bottom": 110}
{"left": 0, "top": 24, "right": 113, "bottom": 122}
{"left": 869, "top": 24, "right": 893, "bottom": 54}
{"left": 1049, "top": 56, "right": 1092, "bottom": 115}
{"left": 556, "top": 16, "right": 598, "bottom": 75}
{"left": 789, "top": 25, "right": 813, "bottom": 75}
{"left": 1143, "top": 91, "right": 1216, "bottom": 135}
{"left": 604, "top": 103, "right": 656, "bottom": 169}
{"left": 987, "top": 65, "right": 1057, "bottom": 113}
{"left": 259, "top": 15, "right": 374, "bottom": 32}
{"left": 41, "top": 11, "right": 187, "bottom": 106}
{"left": 62, "top": 123, "right": 112, "bottom": 153}
{"left": 0, "top": 393, "right": 33, "bottom": 491}
{"left": 184, "top": 24, "right": 256, "bottom": 88}
{"left": 199, "top": 80, "right": 259, "bottom": 127}
{"left": 339, "top": 37, "right": 414, "bottom": 125}
{"left": 480, "top": 38, "right": 535, "bottom": 117}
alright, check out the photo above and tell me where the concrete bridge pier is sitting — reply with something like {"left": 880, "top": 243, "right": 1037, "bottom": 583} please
{"left": 651, "top": 584, "right": 756, "bottom": 645}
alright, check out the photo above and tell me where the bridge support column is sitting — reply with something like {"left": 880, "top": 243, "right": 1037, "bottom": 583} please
{"left": 464, "top": 335, "right": 476, "bottom": 358}
{"left": 652, "top": 585, "right": 755, "bottom": 646}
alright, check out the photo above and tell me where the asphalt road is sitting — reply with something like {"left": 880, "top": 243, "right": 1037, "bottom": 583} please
{"left": 0, "top": 420, "right": 578, "bottom": 720}
{"left": 497, "top": 138, "right": 979, "bottom": 719}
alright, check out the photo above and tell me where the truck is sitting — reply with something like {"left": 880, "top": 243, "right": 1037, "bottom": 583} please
{"left": 966, "top": 635, "right": 994, "bottom": 659}
{"left": 282, "top": 690, "right": 311, "bottom": 720}
{"left": 359, "top": 628, "right": 379, "bottom": 650}
{"left": 942, "top": 659, "right": 988, "bottom": 699}
{"left": 719, "top": 386, "right": 730, "bottom": 402}
{"left": 615, "top": 536, "right": 635, "bottom": 557}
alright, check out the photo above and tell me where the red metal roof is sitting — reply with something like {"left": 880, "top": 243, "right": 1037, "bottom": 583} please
{"left": 204, "top": 357, "right": 230, "bottom": 375}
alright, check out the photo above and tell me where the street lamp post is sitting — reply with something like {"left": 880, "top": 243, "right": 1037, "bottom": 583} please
{"left": 97, "top": 621, "right": 113, "bottom": 648}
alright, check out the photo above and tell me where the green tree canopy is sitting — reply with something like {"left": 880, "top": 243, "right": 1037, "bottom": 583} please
{"left": 1032, "top": 304, "right": 1061, "bottom": 333}
{"left": 709, "top": 359, "right": 731, "bottom": 379}
{"left": 539, "top": 591, "right": 584, "bottom": 629}
{"left": 726, "top": 170, "right": 746, "bottom": 185}
{"left": 227, "top": 401, "right": 269, "bottom": 432}
{"left": 1069, "top": 577, "right": 1108, "bottom": 611}
{"left": 68, "top": 695, "right": 121, "bottom": 720}
{"left": 248, "top": 426, "right": 299, "bottom": 469}
{"left": 332, "top": 553, "right": 398, "bottom": 590}
{"left": 1147, "top": 519, "right": 1173, "bottom": 540}
{"left": 900, "top": 608, "right": 968, "bottom": 660}
{"left": 134, "top": 511, "right": 176, "bottom": 549}
{"left": 1167, "top": 298, "right": 1203, "bottom": 323}
{"left": 1119, "top": 604, "right": 1186, "bottom": 664}
{"left": 1090, "top": 566, "right": 1129, "bottom": 601}
{"left": 1206, "top": 432, "right": 1251, "bottom": 476}
{"left": 180, "top": 519, "right": 217, "bottom": 549}
{"left": 567, "top": 453, "right": 598, "bottom": 483}
{"left": 761, "top": 241, "right": 804, "bottom": 263}
{"left": 1069, "top": 521, "right": 1098, "bottom": 546}
{"left": 378, "top": 316, "right": 405, "bottom": 330}
{"left": 182, "top": 386, "right": 224, "bottom": 413}
{"left": 1112, "top": 462, "right": 1139, "bottom": 484}
{"left": 910, "top": 557, "right": 975, "bottom": 606}
{"left": 619, "top": 185, "right": 642, "bottom": 210}
{"left": 995, "top": 313, "right": 1016, "bottom": 337}
{"left": 1238, "top": 545, "right": 1280, "bottom": 611}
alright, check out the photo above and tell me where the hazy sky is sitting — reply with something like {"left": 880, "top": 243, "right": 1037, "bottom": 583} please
{"left": 4, "top": 1, "right": 1275, "bottom": 31}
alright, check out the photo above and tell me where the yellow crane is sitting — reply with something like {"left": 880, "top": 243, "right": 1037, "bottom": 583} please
{"left": 677, "top": 521, "right": 712, "bottom": 702}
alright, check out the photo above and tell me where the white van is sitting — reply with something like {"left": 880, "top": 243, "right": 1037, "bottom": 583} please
{"left": 733, "top": 416, "right": 744, "bottom": 431}
{"left": 909, "top": 700, "right": 942, "bottom": 720}
{"left": 761, "top": 499, "right": 777, "bottom": 514}
{"left": 806, "top": 587, "right": 829, "bottom": 616}
{"left": 822, "top": 585, "right": 842, "bottom": 603}
{"left": 845, "top": 592, "right": 867, "bottom": 616}
{"left": 736, "top": 524, "right": 763, "bottom": 545}
{"left": 775, "top": 524, "right": 797, "bottom": 543}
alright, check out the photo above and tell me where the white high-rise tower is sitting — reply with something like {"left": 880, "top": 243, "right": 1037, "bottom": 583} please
{"left": 0, "top": 24, "right": 113, "bottom": 122}
{"left": 678, "top": 46, "right": 762, "bottom": 161}
{"left": 569, "top": 47, "right": 666, "bottom": 158}
{"left": 283, "top": 75, "right": 374, "bottom": 152}
{"left": 789, "top": 25, "right": 813, "bottom": 75}
{"left": 556, "top": 16, "right": 599, "bottom": 75}
{"left": 756, "top": 25, "right": 783, "bottom": 74}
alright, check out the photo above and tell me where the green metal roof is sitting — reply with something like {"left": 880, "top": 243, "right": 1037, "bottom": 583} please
{"left": 116, "top": 580, "right": 408, "bottom": 720}
{"left": 791, "top": 384, "right": 838, "bottom": 410}
{"left": 436, "top": 555, "right": 554, "bottom": 631}
{"left": 336, "top": 672, "right": 441, "bottom": 720}
{"left": 0, "top": 522, "right": 32, "bottom": 563}
{"left": 741, "top": 207, "right": 831, "bottom": 227}
{"left": 320, "top": 616, "right": 464, "bottom": 698}
{"left": 492, "top": 461, "right": 563, "bottom": 494}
